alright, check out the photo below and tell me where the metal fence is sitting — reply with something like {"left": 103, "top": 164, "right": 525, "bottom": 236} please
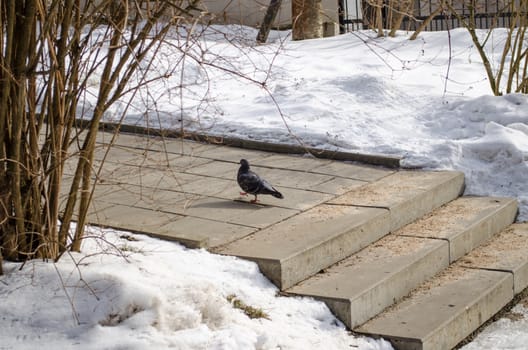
{"left": 340, "top": 0, "right": 519, "bottom": 32}
{"left": 402, "top": 0, "right": 517, "bottom": 31}
{"left": 339, "top": 0, "right": 364, "bottom": 32}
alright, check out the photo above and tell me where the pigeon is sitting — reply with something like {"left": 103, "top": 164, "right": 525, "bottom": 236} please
{"left": 237, "top": 159, "right": 283, "bottom": 203}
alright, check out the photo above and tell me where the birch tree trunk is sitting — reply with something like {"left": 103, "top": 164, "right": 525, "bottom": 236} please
{"left": 292, "top": 0, "right": 323, "bottom": 40}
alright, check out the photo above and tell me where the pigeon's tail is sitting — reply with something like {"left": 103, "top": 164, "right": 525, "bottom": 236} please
{"left": 271, "top": 190, "right": 283, "bottom": 199}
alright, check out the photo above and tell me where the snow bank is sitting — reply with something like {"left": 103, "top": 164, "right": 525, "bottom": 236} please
{"left": 0, "top": 228, "right": 392, "bottom": 350}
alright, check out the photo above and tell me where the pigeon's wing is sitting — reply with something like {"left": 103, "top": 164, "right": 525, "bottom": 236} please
{"left": 259, "top": 178, "right": 278, "bottom": 194}
{"left": 237, "top": 171, "right": 262, "bottom": 194}
{"left": 259, "top": 178, "right": 284, "bottom": 198}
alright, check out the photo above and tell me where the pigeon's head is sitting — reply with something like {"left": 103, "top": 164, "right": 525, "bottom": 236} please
{"left": 239, "top": 159, "right": 250, "bottom": 170}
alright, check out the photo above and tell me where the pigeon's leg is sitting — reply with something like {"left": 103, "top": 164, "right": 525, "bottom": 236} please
{"left": 239, "top": 192, "right": 248, "bottom": 196}
{"left": 250, "top": 195, "right": 259, "bottom": 203}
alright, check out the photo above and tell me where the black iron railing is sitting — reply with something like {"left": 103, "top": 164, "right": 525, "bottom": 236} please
{"left": 340, "top": 0, "right": 519, "bottom": 32}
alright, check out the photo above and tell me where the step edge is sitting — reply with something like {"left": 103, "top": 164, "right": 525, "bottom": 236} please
{"left": 356, "top": 269, "right": 514, "bottom": 350}
{"left": 278, "top": 211, "right": 392, "bottom": 289}
{"left": 448, "top": 198, "right": 518, "bottom": 262}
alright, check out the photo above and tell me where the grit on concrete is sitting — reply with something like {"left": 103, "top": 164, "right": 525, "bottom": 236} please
{"left": 66, "top": 131, "right": 397, "bottom": 249}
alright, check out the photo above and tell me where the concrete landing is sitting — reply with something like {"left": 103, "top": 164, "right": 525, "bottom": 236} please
{"left": 72, "top": 131, "right": 397, "bottom": 249}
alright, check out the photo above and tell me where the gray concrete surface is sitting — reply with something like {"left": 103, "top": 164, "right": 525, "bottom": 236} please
{"left": 65, "top": 130, "right": 524, "bottom": 350}
{"left": 76, "top": 131, "right": 399, "bottom": 249}
{"left": 459, "top": 223, "right": 528, "bottom": 293}
{"left": 356, "top": 264, "right": 514, "bottom": 350}
{"left": 285, "top": 196, "right": 518, "bottom": 329}
{"left": 215, "top": 205, "right": 391, "bottom": 289}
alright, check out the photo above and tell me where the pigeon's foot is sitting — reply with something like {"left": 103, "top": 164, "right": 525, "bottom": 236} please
{"left": 239, "top": 192, "right": 248, "bottom": 196}
{"left": 250, "top": 195, "right": 259, "bottom": 203}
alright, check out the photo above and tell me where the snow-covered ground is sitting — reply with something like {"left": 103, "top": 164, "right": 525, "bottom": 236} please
{"left": 1, "top": 26, "right": 527, "bottom": 349}
{"left": 0, "top": 228, "right": 391, "bottom": 350}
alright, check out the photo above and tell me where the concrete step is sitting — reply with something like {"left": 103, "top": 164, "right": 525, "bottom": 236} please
{"left": 286, "top": 196, "right": 517, "bottom": 329}
{"left": 356, "top": 223, "right": 528, "bottom": 350}
{"left": 215, "top": 170, "right": 465, "bottom": 290}
{"left": 398, "top": 196, "right": 518, "bottom": 263}
{"left": 459, "top": 223, "right": 528, "bottom": 294}
{"left": 328, "top": 170, "right": 465, "bottom": 231}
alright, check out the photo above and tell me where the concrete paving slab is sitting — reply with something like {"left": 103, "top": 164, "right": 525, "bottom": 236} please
{"left": 310, "top": 161, "right": 394, "bottom": 182}
{"left": 153, "top": 138, "right": 219, "bottom": 157}
{"left": 183, "top": 160, "right": 238, "bottom": 177}
{"left": 185, "top": 160, "right": 343, "bottom": 193}
{"left": 84, "top": 193, "right": 262, "bottom": 248}
{"left": 196, "top": 145, "right": 274, "bottom": 163}
{"left": 95, "top": 163, "right": 201, "bottom": 189}
{"left": 256, "top": 154, "right": 331, "bottom": 171}
{"left": 176, "top": 177, "right": 238, "bottom": 198}
{"left": 215, "top": 205, "right": 391, "bottom": 289}
{"left": 100, "top": 132, "right": 217, "bottom": 156}
{"left": 287, "top": 235, "right": 449, "bottom": 329}
{"left": 85, "top": 204, "right": 183, "bottom": 233}
{"left": 328, "top": 170, "right": 465, "bottom": 231}
{"left": 61, "top": 196, "right": 116, "bottom": 223}
{"left": 165, "top": 155, "right": 213, "bottom": 171}
{"left": 82, "top": 200, "right": 116, "bottom": 222}
{"left": 63, "top": 156, "right": 80, "bottom": 175}
{"left": 245, "top": 166, "right": 335, "bottom": 190}
{"left": 228, "top": 186, "right": 333, "bottom": 211}
{"left": 460, "top": 223, "right": 528, "bottom": 293}
{"left": 94, "top": 145, "right": 206, "bottom": 169}
{"left": 227, "top": 204, "right": 300, "bottom": 228}
{"left": 356, "top": 265, "right": 514, "bottom": 350}
{"left": 93, "top": 144, "right": 152, "bottom": 163}
{"left": 59, "top": 179, "right": 123, "bottom": 212}
{"left": 397, "top": 196, "right": 518, "bottom": 262}
{"left": 178, "top": 197, "right": 299, "bottom": 228}
{"left": 96, "top": 185, "right": 190, "bottom": 211}
{"left": 155, "top": 216, "right": 258, "bottom": 249}
{"left": 313, "top": 177, "right": 367, "bottom": 195}
{"left": 260, "top": 186, "right": 334, "bottom": 211}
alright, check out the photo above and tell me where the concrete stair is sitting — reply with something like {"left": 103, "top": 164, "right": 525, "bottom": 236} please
{"left": 286, "top": 197, "right": 517, "bottom": 329}
{"left": 356, "top": 222, "right": 528, "bottom": 349}
{"left": 216, "top": 170, "right": 525, "bottom": 350}
{"left": 215, "top": 170, "right": 464, "bottom": 289}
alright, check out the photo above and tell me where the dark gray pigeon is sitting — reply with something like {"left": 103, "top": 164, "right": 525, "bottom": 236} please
{"left": 237, "top": 159, "right": 283, "bottom": 203}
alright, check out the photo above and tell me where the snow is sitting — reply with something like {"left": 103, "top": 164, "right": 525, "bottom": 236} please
{"left": 1, "top": 25, "right": 528, "bottom": 349}
{"left": 0, "top": 228, "right": 390, "bottom": 350}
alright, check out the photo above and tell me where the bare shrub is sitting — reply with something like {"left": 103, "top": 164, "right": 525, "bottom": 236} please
{"left": 0, "top": 0, "right": 203, "bottom": 262}
{"left": 446, "top": 0, "right": 528, "bottom": 95}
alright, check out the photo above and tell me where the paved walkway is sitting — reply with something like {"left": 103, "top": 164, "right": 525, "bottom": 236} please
{"left": 69, "top": 131, "right": 397, "bottom": 249}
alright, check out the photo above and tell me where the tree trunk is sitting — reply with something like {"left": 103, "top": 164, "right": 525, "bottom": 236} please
{"left": 292, "top": 0, "right": 323, "bottom": 40}
{"left": 389, "top": 0, "right": 413, "bottom": 37}
{"left": 257, "top": 0, "right": 283, "bottom": 43}
{"left": 410, "top": 5, "right": 443, "bottom": 40}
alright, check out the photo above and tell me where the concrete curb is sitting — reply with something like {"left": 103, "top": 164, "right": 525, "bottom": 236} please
{"left": 80, "top": 119, "right": 402, "bottom": 168}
